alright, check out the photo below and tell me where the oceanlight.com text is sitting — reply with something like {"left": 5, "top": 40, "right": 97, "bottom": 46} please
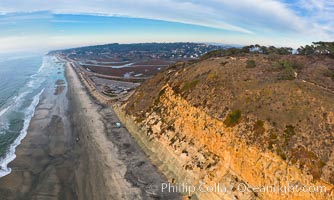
{"left": 159, "top": 182, "right": 327, "bottom": 196}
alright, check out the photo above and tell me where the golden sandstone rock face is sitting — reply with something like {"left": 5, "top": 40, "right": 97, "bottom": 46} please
{"left": 118, "top": 55, "right": 334, "bottom": 199}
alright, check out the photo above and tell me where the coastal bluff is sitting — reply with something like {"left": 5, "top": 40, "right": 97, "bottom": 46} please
{"left": 114, "top": 55, "right": 334, "bottom": 200}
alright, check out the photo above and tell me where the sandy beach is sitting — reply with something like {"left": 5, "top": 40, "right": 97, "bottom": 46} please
{"left": 0, "top": 60, "right": 180, "bottom": 200}
{"left": 0, "top": 70, "right": 76, "bottom": 199}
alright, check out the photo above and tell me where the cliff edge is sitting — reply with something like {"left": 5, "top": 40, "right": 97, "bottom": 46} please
{"left": 115, "top": 54, "right": 334, "bottom": 199}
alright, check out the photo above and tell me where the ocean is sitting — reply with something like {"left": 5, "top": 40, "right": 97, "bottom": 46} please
{"left": 0, "top": 53, "right": 65, "bottom": 177}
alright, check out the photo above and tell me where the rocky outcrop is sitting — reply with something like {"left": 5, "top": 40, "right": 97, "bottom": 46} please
{"left": 115, "top": 83, "right": 334, "bottom": 200}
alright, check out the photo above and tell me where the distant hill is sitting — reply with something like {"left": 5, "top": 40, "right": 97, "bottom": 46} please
{"left": 48, "top": 42, "right": 235, "bottom": 58}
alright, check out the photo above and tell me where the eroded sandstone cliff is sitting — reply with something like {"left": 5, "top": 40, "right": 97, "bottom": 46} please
{"left": 115, "top": 55, "right": 334, "bottom": 199}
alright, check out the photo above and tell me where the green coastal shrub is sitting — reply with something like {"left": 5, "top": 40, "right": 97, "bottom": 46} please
{"left": 224, "top": 110, "right": 242, "bottom": 127}
{"left": 246, "top": 60, "right": 256, "bottom": 68}
{"left": 253, "top": 120, "right": 265, "bottom": 136}
{"left": 181, "top": 79, "right": 199, "bottom": 93}
{"left": 278, "top": 66, "right": 295, "bottom": 80}
{"left": 268, "top": 53, "right": 279, "bottom": 61}
{"left": 324, "top": 69, "right": 334, "bottom": 80}
{"left": 275, "top": 60, "right": 299, "bottom": 80}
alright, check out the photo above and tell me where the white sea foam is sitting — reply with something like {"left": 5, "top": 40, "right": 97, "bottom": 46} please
{"left": 0, "top": 89, "right": 31, "bottom": 121}
{"left": 0, "top": 106, "right": 10, "bottom": 117}
{"left": 0, "top": 56, "right": 54, "bottom": 178}
{"left": 13, "top": 91, "right": 29, "bottom": 103}
{"left": 37, "top": 62, "right": 46, "bottom": 74}
{"left": 0, "top": 58, "right": 45, "bottom": 119}
{"left": 1, "top": 56, "right": 49, "bottom": 119}
{"left": 0, "top": 89, "right": 44, "bottom": 178}
{"left": 27, "top": 58, "right": 49, "bottom": 89}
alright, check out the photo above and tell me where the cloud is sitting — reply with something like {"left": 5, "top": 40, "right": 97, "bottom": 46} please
{"left": 289, "top": 0, "right": 334, "bottom": 39}
{"left": 0, "top": 0, "right": 327, "bottom": 36}
{"left": 0, "top": 0, "right": 333, "bottom": 50}
{"left": 0, "top": 11, "right": 51, "bottom": 22}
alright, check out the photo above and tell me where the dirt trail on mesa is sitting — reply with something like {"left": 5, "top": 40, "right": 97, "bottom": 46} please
{"left": 300, "top": 78, "right": 334, "bottom": 94}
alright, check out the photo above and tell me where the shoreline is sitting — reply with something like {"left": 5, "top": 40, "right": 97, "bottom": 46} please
{"left": 0, "top": 59, "right": 76, "bottom": 199}
{"left": 0, "top": 88, "right": 44, "bottom": 178}
{"left": 0, "top": 57, "right": 180, "bottom": 200}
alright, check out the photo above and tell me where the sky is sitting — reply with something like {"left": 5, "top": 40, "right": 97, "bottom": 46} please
{"left": 0, "top": 0, "right": 333, "bottom": 53}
